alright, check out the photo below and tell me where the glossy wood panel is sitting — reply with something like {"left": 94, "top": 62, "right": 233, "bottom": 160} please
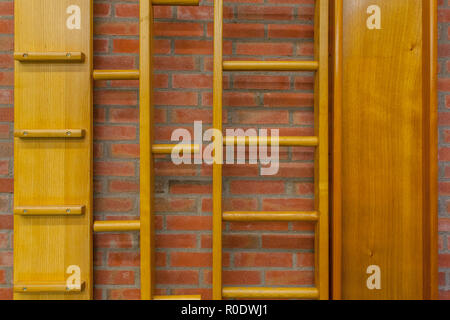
{"left": 331, "top": 0, "right": 437, "bottom": 300}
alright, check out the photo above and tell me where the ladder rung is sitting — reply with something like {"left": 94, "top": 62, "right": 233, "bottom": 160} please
{"left": 223, "top": 61, "right": 318, "bottom": 72}
{"left": 14, "top": 281, "right": 86, "bottom": 293}
{"left": 14, "top": 206, "right": 85, "bottom": 216}
{"left": 223, "top": 211, "right": 319, "bottom": 222}
{"left": 152, "top": 144, "right": 200, "bottom": 154}
{"left": 222, "top": 287, "right": 319, "bottom": 299}
{"left": 223, "top": 136, "right": 318, "bottom": 147}
{"left": 93, "top": 220, "right": 140, "bottom": 232}
{"left": 14, "top": 129, "right": 85, "bottom": 139}
{"left": 93, "top": 70, "right": 140, "bottom": 81}
{"left": 153, "top": 295, "right": 202, "bottom": 300}
{"left": 14, "top": 52, "right": 84, "bottom": 62}
{"left": 152, "top": 0, "right": 199, "bottom": 5}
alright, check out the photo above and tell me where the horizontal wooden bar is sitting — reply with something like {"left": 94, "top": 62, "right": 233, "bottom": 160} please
{"left": 93, "top": 220, "right": 140, "bottom": 232}
{"left": 93, "top": 70, "right": 140, "bottom": 80}
{"left": 14, "top": 129, "right": 85, "bottom": 138}
{"left": 223, "top": 211, "right": 319, "bottom": 222}
{"left": 14, "top": 281, "right": 86, "bottom": 293}
{"left": 222, "top": 287, "right": 319, "bottom": 299}
{"left": 14, "top": 52, "right": 84, "bottom": 62}
{"left": 152, "top": 144, "right": 200, "bottom": 154}
{"left": 223, "top": 136, "right": 319, "bottom": 147}
{"left": 14, "top": 206, "right": 85, "bottom": 216}
{"left": 153, "top": 295, "right": 202, "bottom": 300}
{"left": 152, "top": 0, "right": 199, "bottom": 6}
{"left": 223, "top": 61, "right": 318, "bottom": 72}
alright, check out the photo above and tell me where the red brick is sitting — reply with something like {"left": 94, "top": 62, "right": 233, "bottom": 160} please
{"left": 95, "top": 270, "right": 135, "bottom": 285}
{"left": 156, "top": 234, "right": 197, "bottom": 249}
{"left": 94, "top": 161, "right": 135, "bottom": 177}
{"left": 171, "top": 252, "right": 212, "bottom": 267}
{"left": 229, "top": 180, "right": 285, "bottom": 194}
{"left": 234, "top": 252, "right": 292, "bottom": 268}
{"left": 156, "top": 270, "right": 198, "bottom": 285}
{"left": 262, "top": 234, "right": 314, "bottom": 250}
{"left": 166, "top": 216, "right": 212, "bottom": 231}
{"left": 94, "top": 234, "right": 134, "bottom": 249}
{"left": 108, "top": 252, "right": 139, "bottom": 267}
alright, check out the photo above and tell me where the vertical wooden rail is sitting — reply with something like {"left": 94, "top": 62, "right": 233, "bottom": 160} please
{"left": 423, "top": 0, "right": 438, "bottom": 300}
{"left": 331, "top": 0, "right": 342, "bottom": 300}
{"left": 212, "top": 0, "right": 224, "bottom": 301}
{"left": 314, "top": 0, "right": 329, "bottom": 300}
{"left": 139, "top": 0, "right": 154, "bottom": 300}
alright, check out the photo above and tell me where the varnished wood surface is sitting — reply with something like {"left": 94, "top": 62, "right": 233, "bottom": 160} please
{"left": 139, "top": 0, "right": 155, "bottom": 300}
{"left": 333, "top": 0, "right": 437, "bottom": 299}
{"left": 14, "top": 0, "right": 93, "bottom": 300}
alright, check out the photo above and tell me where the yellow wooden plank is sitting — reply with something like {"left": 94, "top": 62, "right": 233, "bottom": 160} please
{"left": 212, "top": 0, "right": 223, "bottom": 301}
{"left": 14, "top": 281, "right": 86, "bottom": 293}
{"left": 14, "top": 206, "right": 85, "bottom": 216}
{"left": 222, "top": 287, "right": 319, "bottom": 299}
{"left": 314, "top": 0, "right": 329, "bottom": 300}
{"left": 152, "top": 144, "right": 200, "bottom": 154}
{"left": 223, "top": 136, "right": 318, "bottom": 147}
{"left": 139, "top": 0, "right": 155, "bottom": 300}
{"left": 223, "top": 60, "right": 318, "bottom": 71}
{"left": 14, "top": 52, "right": 84, "bottom": 62}
{"left": 14, "top": 129, "right": 85, "bottom": 138}
{"left": 93, "top": 220, "right": 140, "bottom": 232}
{"left": 222, "top": 211, "right": 319, "bottom": 222}
{"left": 14, "top": 0, "right": 93, "bottom": 300}
{"left": 93, "top": 69, "right": 139, "bottom": 80}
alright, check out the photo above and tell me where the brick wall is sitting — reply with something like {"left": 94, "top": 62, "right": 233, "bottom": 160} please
{"left": 0, "top": 0, "right": 448, "bottom": 300}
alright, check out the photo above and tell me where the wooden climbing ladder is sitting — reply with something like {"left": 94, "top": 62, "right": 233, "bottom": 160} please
{"left": 14, "top": 0, "right": 200, "bottom": 300}
{"left": 211, "top": 0, "right": 329, "bottom": 300}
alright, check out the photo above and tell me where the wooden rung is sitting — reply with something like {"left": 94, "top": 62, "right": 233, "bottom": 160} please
{"left": 153, "top": 295, "right": 202, "bottom": 300}
{"left": 14, "top": 52, "right": 84, "bottom": 62}
{"left": 152, "top": 0, "right": 199, "bottom": 6}
{"left": 222, "top": 287, "right": 319, "bottom": 299}
{"left": 223, "top": 136, "right": 319, "bottom": 147}
{"left": 93, "top": 220, "right": 140, "bottom": 232}
{"left": 93, "top": 70, "right": 140, "bottom": 80}
{"left": 223, "top": 61, "right": 319, "bottom": 72}
{"left": 223, "top": 211, "right": 319, "bottom": 222}
{"left": 14, "top": 281, "right": 86, "bottom": 293}
{"left": 14, "top": 129, "right": 85, "bottom": 139}
{"left": 14, "top": 206, "right": 85, "bottom": 216}
{"left": 152, "top": 144, "right": 201, "bottom": 154}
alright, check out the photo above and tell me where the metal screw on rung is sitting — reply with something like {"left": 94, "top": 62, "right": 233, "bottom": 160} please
{"left": 23, "top": 209, "right": 27, "bottom": 214}
{"left": 66, "top": 53, "right": 71, "bottom": 57}
{"left": 66, "top": 287, "right": 70, "bottom": 291}
{"left": 23, "top": 53, "right": 28, "bottom": 58}
{"left": 23, "top": 287, "right": 27, "bottom": 291}
{"left": 66, "top": 209, "right": 71, "bottom": 214}
{"left": 23, "top": 131, "right": 28, "bottom": 136}
{"left": 66, "top": 131, "right": 71, "bottom": 136}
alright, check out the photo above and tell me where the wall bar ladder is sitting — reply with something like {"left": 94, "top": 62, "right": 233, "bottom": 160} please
{"left": 91, "top": 0, "right": 201, "bottom": 300}
{"left": 14, "top": 0, "right": 201, "bottom": 300}
{"left": 212, "top": 0, "right": 329, "bottom": 300}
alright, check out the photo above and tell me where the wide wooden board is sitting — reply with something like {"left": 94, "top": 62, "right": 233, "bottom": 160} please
{"left": 14, "top": 0, "right": 93, "bottom": 300}
{"left": 332, "top": 0, "right": 437, "bottom": 300}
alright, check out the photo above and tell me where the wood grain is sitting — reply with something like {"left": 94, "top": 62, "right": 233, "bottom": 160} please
{"left": 332, "top": 0, "right": 437, "bottom": 299}
{"left": 14, "top": 0, "right": 93, "bottom": 300}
